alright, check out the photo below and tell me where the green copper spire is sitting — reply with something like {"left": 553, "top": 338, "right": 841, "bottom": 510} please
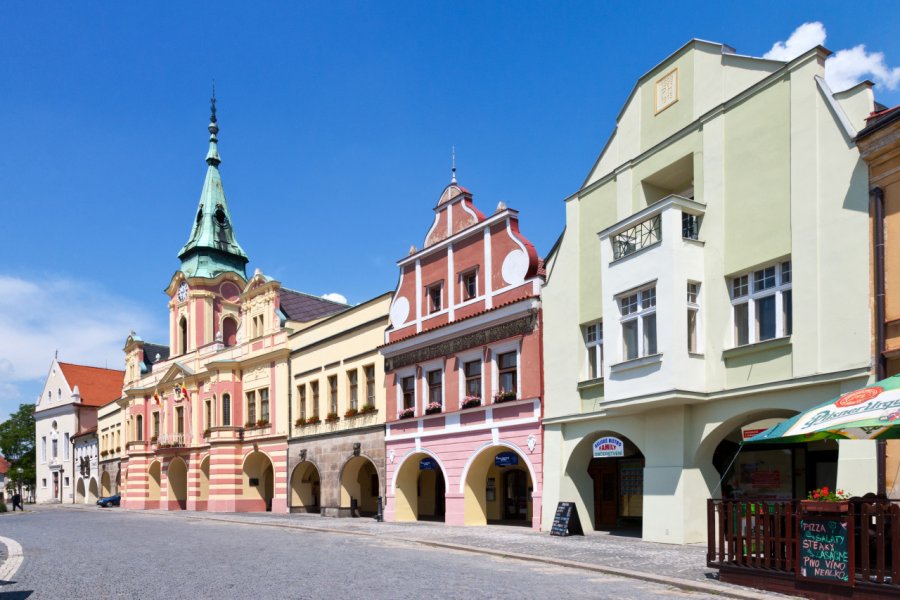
{"left": 177, "top": 91, "right": 249, "bottom": 279}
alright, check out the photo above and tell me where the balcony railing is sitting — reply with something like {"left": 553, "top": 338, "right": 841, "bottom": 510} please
{"left": 156, "top": 433, "right": 185, "bottom": 448}
{"left": 613, "top": 215, "right": 661, "bottom": 259}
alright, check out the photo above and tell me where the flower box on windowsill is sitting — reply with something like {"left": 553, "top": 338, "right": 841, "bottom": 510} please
{"left": 461, "top": 397, "right": 482, "bottom": 409}
{"left": 325, "top": 412, "right": 340, "bottom": 423}
{"left": 344, "top": 408, "right": 359, "bottom": 418}
{"left": 801, "top": 500, "right": 849, "bottom": 513}
{"left": 304, "top": 416, "right": 321, "bottom": 426}
{"left": 425, "top": 403, "right": 443, "bottom": 415}
{"left": 493, "top": 391, "right": 517, "bottom": 404}
{"left": 398, "top": 408, "right": 416, "bottom": 420}
{"left": 359, "top": 404, "right": 376, "bottom": 415}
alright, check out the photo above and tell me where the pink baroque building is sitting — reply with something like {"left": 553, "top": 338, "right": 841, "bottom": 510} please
{"left": 380, "top": 173, "right": 545, "bottom": 529}
{"left": 120, "top": 98, "right": 346, "bottom": 513}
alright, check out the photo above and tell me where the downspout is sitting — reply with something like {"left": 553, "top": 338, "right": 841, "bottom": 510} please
{"left": 873, "top": 186, "right": 887, "bottom": 496}
{"left": 286, "top": 353, "right": 292, "bottom": 513}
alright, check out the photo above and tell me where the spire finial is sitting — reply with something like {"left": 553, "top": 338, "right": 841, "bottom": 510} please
{"left": 451, "top": 145, "right": 457, "bottom": 184}
{"left": 206, "top": 82, "right": 221, "bottom": 166}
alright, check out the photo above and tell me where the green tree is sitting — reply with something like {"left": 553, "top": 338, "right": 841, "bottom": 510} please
{"left": 0, "top": 403, "right": 36, "bottom": 498}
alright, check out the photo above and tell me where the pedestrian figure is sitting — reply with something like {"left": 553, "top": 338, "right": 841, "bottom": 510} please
{"left": 12, "top": 492, "right": 23, "bottom": 511}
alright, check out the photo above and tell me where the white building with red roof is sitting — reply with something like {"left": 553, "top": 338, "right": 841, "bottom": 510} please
{"left": 34, "top": 357, "right": 124, "bottom": 503}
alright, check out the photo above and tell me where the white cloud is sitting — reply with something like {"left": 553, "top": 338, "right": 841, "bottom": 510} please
{"left": 321, "top": 292, "right": 348, "bottom": 304}
{"left": 764, "top": 22, "right": 900, "bottom": 92}
{"left": 0, "top": 274, "right": 161, "bottom": 415}
{"left": 763, "top": 22, "right": 826, "bottom": 61}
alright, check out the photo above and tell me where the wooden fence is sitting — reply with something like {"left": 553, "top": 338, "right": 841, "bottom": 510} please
{"left": 707, "top": 498, "right": 900, "bottom": 596}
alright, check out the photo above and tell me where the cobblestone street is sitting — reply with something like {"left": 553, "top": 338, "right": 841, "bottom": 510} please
{"left": 0, "top": 506, "right": 787, "bottom": 599}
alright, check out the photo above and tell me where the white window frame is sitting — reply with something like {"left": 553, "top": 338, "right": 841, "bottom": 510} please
{"left": 419, "top": 359, "right": 443, "bottom": 413}
{"left": 583, "top": 321, "right": 603, "bottom": 380}
{"left": 687, "top": 282, "right": 701, "bottom": 354}
{"left": 456, "top": 350, "right": 484, "bottom": 405}
{"left": 617, "top": 284, "right": 657, "bottom": 361}
{"left": 730, "top": 259, "right": 792, "bottom": 347}
{"left": 489, "top": 341, "right": 521, "bottom": 400}
{"left": 41, "top": 436, "right": 47, "bottom": 463}
{"left": 426, "top": 282, "right": 444, "bottom": 314}
{"left": 459, "top": 268, "right": 479, "bottom": 303}
{"left": 396, "top": 368, "right": 417, "bottom": 415}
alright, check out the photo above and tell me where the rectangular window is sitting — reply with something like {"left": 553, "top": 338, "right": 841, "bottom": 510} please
{"left": 348, "top": 370, "right": 358, "bottom": 410}
{"left": 311, "top": 381, "right": 320, "bottom": 417}
{"left": 52, "top": 438, "right": 58, "bottom": 459}
{"left": 246, "top": 391, "right": 256, "bottom": 424}
{"left": 41, "top": 437, "right": 46, "bottom": 463}
{"left": 618, "top": 285, "right": 657, "bottom": 360}
{"left": 298, "top": 384, "right": 307, "bottom": 420}
{"left": 176, "top": 406, "right": 184, "bottom": 435}
{"left": 222, "top": 395, "right": 231, "bottom": 426}
{"left": 329, "top": 375, "right": 338, "bottom": 415}
{"left": 260, "top": 388, "right": 269, "bottom": 423}
{"left": 613, "top": 215, "right": 661, "bottom": 259}
{"left": 427, "top": 370, "right": 442, "bottom": 407}
{"left": 42, "top": 478, "right": 47, "bottom": 488}
{"left": 401, "top": 376, "right": 415, "bottom": 410}
{"left": 64, "top": 433, "right": 70, "bottom": 459}
{"left": 464, "top": 360, "right": 482, "bottom": 398}
{"left": 461, "top": 270, "right": 477, "bottom": 301}
{"left": 682, "top": 212, "right": 700, "bottom": 240}
{"left": 365, "top": 365, "right": 375, "bottom": 406}
{"left": 730, "top": 259, "right": 792, "bottom": 347}
{"left": 498, "top": 351, "right": 517, "bottom": 396}
{"left": 152, "top": 412, "right": 160, "bottom": 439}
{"left": 427, "top": 283, "right": 443, "bottom": 313}
{"left": 584, "top": 322, "right": 603, "bottom": 379}
{"left": 205, "top": 400, "right": 212, "bottom": 429}
{"left": 687, "top": 282, "right": 700, "bottom": 353}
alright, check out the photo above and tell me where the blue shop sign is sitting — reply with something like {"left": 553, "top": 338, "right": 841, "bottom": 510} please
{"left": 495, "top": 452, "right": 519, "bottom": 467}
{"left": 419, "top": 458, "right": 437, "bottom": 470}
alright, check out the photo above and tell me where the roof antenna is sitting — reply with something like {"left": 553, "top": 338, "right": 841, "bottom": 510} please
{"left": 451, "top": 145, "right": 457, "bottom": 184}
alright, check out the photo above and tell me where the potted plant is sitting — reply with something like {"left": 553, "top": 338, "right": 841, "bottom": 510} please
{"left": 493, "top": 390, "right": 517, "bottom": 404}
{"left": 202, "top": 429, "right": 211, "bottom": 439}
{"left": 305, "top": 415, "right": 321, "bottom": 426}
{"left": 115, "top": 446, "right": 121, "bottom": 453}
{"left": 425, "top": 402, "right": 442, "bottom": 415}
{"left": 325, "top": 412, "right": 340, "bottom": 423}
{"left": 256, "top": 418, "right": 269, "bottom": 428}
{"left": 398, "top": 407, "right": 416, "bottom": 420}
{"left": 344, "top": 407, "right": 359, "bottom": 418}
{"left": 245, "top": 420, "right": 256, "bottom": 428}
{"left": 101, "top": 450, "right": 109, "bottom": 457}
{"left": 461, "top": 395, "right": 481, "bottom": 409}
{"left": 802, "top": 486, "right": 851, "bottom": 512}
{"left": 150, "top": 436, "right": 158, "bottom": 443}
{"left": 295, "top": 416, "right": 306, "bottom": 427}
{"left": 360, "top": 403, "right": 376, "bottom": 414}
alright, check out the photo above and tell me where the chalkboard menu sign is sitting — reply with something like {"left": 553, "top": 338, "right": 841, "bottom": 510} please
{"left": 797, "top": 515, "right": 853, "bottom": 587}
{"left": 550, "top": 502, "right": 584, "bottom": 536}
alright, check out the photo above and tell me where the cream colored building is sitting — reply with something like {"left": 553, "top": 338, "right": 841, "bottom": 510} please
{"left": 541, "top": 40, "right": 876, "bottom": 543}
{"left": 97, "top": 396, "right": 126, "bottom": 498}
{"left": 288, "top": 292, "right": 391, "bottom": 517}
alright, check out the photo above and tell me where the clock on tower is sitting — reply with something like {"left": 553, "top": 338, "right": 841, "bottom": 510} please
{"left": 177, "top": 282, "right": 189, "bottom": 302}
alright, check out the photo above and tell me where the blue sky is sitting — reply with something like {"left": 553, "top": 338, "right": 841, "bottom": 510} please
{"left": 1, "top": 2, "right": 898, "bottom": 420}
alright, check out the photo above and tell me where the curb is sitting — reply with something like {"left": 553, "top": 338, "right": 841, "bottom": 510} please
{"left": 91, "top": 508, "right": 783, "bottom": 600}
{"left": 0, "top": 535, "right": 24, "bottom": 583}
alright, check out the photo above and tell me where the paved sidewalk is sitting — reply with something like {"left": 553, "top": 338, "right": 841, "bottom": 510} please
{"left": 47, "top": 504, "right": 788, "bottom": 598}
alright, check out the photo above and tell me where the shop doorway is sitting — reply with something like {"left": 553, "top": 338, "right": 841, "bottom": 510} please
{"left": 463, "top": 446, "right": 533, "bottom": 527}
{"left": 167, "top": 456, "right": 188, "bottom": 510}
{"left": 393, "top": 451, "right": 446, "bottom": 522}
{"left": 579, "top": 433, "right": 644, "bottom": 532}
{"left": 52, "top": 472, "right": 59, "bottom": 501}
{"left": 290, "top": 461, "right": 321, "bottom": 513}
{"left": 101, "top": 471, "right": 111, "bottom": 497}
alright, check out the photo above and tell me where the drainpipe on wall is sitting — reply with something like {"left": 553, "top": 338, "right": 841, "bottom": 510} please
{"left": 873, "top": 186, "right": 887, "bottom": 496}
{"left": 286, "top": 355, "right": 292, "bottom": 513}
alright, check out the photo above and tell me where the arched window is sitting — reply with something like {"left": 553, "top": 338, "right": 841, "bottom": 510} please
{"left": 222, "top": 393, "right": 231, "bottom": 426}
{"left": 136, "top": 415, "right": 144, "bottom": 441}
{"left": 222, "top": 316, "right": 237, "bottom": 347}
{"left": 179, "top": 317, "right": 188, "bottom": 355}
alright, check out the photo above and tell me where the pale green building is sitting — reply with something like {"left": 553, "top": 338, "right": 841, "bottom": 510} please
{"left": 541, "top": 40, "right": 876, "bottom": 543}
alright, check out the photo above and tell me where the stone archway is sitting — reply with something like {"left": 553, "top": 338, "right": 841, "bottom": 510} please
{"left": 463, "top": 445, "right": 534, "bottom": 527}
{"left": 242, "top": 451, "right": 274, "bottom": 512}
{"left": 565, "top": 431, "right": 644, "bottom": 532}
{"left": 290, "top": 462, "right": 320, "bottom": 513}
{"left": 167, "top": 456, "right": 188, "bottom": 510}
{"left": 88, "top": 478, "right": 99, "bottom": 503}
{"left": 148, "top": 460, "right": 161, "bottom": 509}
{"left": 75, "top": 478, "right": 86, "bottom": 504}
{"left": 197, "top": 455, "right": 210, "bottom": 511}
{"left": 393, "top": 451, "right": 447, "bottom": 522}
{"left": 101, "top": 471, "right": 112, "bottom": 497}
{"left": 340, "top": 456, "right": 379, "bottom": 516}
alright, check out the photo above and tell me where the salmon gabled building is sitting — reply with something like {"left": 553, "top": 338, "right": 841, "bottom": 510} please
{"left": 380, "top": 174, "right": 545, "bottom": 529}
{"left": 121, "top": 98, "right": 346, "bottom": 513}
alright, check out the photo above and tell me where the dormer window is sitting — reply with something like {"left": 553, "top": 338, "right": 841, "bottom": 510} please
{"left": 427, "top": 283, "right": 443, "bottom": 313}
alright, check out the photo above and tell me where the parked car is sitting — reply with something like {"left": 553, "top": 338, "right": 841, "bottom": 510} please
{"left": 96, "top": 494, "right": 120, "bottom": 507}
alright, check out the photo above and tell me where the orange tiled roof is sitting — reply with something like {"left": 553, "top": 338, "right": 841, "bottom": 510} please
{"left": 58, "top": 362, "right": 124, "bottom": 407}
